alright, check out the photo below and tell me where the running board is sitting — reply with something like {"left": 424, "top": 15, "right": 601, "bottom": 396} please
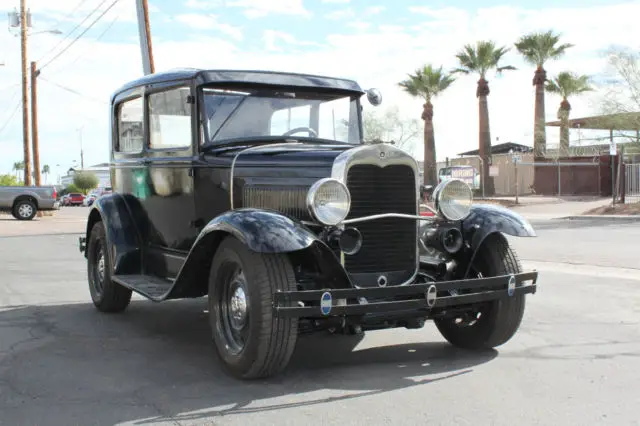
{"left": 111, "top": 274, "right": 175, "bottom": 302}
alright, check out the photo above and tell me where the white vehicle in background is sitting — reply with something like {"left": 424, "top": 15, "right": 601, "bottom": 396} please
{"left": 83, "top": 193, "right": 98, "bottom": 207}
{"left": 438, "top": 165, "right": 480, "bottom": 190}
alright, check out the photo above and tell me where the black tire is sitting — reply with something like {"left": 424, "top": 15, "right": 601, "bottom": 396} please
{"left": 13, "top": 199, "right": 37, "bottom": 221}
{"left": 434, "top": 233, "right": 526, "bottom": 350}
{"left": 208, "top": 236, "right": 298, "bottom": 379}
{"left": 87, "top": 221, "right": 132, "bottom": 313}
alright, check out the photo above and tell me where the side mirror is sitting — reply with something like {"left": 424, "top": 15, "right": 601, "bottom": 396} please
{"left": 366, "top": 88, "right": 382, "bottom": 106}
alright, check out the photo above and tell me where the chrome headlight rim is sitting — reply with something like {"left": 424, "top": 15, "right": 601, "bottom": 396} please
{"left": 433, "top": 178, "right": 473, "bottom": 221}
{"left": 306, "top": 178, "right": 351, "bottom": 226}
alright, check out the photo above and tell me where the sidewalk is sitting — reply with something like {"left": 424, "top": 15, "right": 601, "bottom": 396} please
{"left": 476, "top": 195, "right": 622, "bottom": 221}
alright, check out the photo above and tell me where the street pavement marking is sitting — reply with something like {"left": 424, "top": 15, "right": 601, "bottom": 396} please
{"left": 522, "top": 260, "right": 640, "bottom": 281}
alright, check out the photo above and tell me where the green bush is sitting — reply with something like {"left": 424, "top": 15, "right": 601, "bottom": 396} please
{"left": 73, "top": 172, "right": 99, "bottom": 195}
{"left": 0, "top": 174, "right": 20, "bottom": 186}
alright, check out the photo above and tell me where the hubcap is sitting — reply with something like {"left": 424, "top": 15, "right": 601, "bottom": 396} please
{"left": 228, "top": 281, "right": 247, "bottom": 330}
{"left": 216, "top": 266, "right": 250, "bottom": 355}
{"left": 93, "top": 245, "right": 105, "bottom": 294}
{"left": 18, "top": 204, "right": 33, "bottom": 218}
{"left": 97, "top": 250, "right": 105, "bottom": 283}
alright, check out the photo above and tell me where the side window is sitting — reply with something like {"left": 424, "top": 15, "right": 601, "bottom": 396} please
{"left": 148, "top": 87, "right": 192, "bottom": 149}
{"left": 117, "top": 97, "right": 143, "bottom": 153}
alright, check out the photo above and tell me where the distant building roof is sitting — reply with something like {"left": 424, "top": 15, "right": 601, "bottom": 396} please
{"left": 546, "top": 112, "right": 640, "bottom": 131}
{"left": 458, "top": 142, "right": 532, "bottom": 156}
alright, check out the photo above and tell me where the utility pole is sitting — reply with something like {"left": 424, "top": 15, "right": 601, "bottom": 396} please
{"left": 19, "top": 0, "right": 32, "bottom": 186}
{"left": 78, "top": 126, "right": 84, "bottom": 169}
{"left": 135, "top": 0, "right": 155, "bottom": 75}
{"left": 30, "top": 61, "right": 41, "bottom": 186}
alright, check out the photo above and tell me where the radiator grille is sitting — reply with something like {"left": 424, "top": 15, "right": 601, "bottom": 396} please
{"left": 344, "top": 164, "right": 417, "bottom": 287}
{"left": 242, "top": 186, "right": 310, "bottom": 220}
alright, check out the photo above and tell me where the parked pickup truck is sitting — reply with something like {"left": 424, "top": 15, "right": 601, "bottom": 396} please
{"left": 0, "top": 186, "right": 59, "bottom": 220}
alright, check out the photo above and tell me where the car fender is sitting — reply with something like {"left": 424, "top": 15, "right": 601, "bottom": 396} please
{"left": 84, "top": 193, "right": 145, "bottom": 275}
{"left": 462, "top": 203, "right": 536, "bottom": 252}
{"left": 165, "top": 208, "right": 353, "bottom": 299}
{"left": 196, "top": 208, "right": 318, "bottom": 253}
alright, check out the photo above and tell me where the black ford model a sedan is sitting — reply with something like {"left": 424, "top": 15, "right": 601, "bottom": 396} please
{"left": 79, "top": 68, "right": 539, "bottom": 379}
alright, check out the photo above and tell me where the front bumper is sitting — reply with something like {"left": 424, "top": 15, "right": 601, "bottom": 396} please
{"left": 273, "top": 271, "right": 538, "bottom": 318}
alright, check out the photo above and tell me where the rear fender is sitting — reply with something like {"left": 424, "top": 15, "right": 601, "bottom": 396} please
{"left": 165, "top": 209, "right": 353, "bottom": 299}
{"left": 84, "top": 193, "right": 146, "bottom": 275}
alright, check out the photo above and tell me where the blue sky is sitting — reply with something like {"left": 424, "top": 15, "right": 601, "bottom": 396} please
{"left": 1, "top": 0, "right": 639, "bottom": 182}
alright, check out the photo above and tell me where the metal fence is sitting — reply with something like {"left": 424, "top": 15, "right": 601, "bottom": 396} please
{"left": 625, "top": 164, "right": 640, "bottom": 203}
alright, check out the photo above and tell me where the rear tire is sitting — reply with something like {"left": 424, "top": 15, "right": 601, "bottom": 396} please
{"left": 434, "top": 233, "right": 526, "bottom": 350}
{"left": 87, "top": 221, "right": 132, "bottom": 313}
{"left": 13, "top": 199, "right": 37, "bottom": 221}
{"left": 208, "top": 236, "right": 298, "bottom": 379}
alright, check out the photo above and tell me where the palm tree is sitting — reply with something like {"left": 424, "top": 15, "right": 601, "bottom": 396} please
{"left": 42, "top": 165, "right": 50, "bottom": 184}
{"left": 452, "top": 41, "right": 516, "bottom": 196}
{"left": 515, "top": 30, "right": 574, "bottom": 156}
{"left": 13, "top": 161, "right": 24, "bottom": 181}
{"left": 545, "top": 72, "right": 593, "bottom": 154}
{"left": 398, "top": 64, "right": 455, "bottom": 186}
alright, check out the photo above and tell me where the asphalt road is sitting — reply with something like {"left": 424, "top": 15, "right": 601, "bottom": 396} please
{"left": 1, "top": 208, "right": 639, "bottom": 425}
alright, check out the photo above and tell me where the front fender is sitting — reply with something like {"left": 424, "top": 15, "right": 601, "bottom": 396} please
{"left": 198, "top": 208, "right": 318, "bottom": 253}
{"left": 462, "top": 203, "right": 536, "bottom": 251}
{"left": 84, "top": 193, "right": 145, "bottom": 275}
{"left": 165, "top": 209, "right": 349, "bottom": 300}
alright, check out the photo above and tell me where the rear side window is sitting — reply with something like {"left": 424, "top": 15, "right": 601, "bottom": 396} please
{"left": 117, "top": 97, "right": 144, "bottom": 153}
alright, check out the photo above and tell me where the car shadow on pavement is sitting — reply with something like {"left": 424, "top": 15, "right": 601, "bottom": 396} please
{"left": 0, "top": 299, "right": 497, "bottom": 425}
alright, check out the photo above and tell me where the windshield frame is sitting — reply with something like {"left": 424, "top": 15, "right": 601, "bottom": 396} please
{"left": 197, "top": 84, "right": 364, "bottom": 150}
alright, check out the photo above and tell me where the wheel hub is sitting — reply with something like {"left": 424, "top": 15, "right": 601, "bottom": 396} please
{"left": 18, "top": 204, "right": 33, "bottom": 218}
{"left": 97, "top": 251, "right": 105, "bottom": 283}
{"left": 228, "top": 276, "right": 247, "bottom": 330}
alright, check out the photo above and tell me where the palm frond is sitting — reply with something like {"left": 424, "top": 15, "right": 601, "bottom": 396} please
{"left": 546, "top": 71, "right": 594, "bottom": 98}
{"left": 398, "top": 64, "right": 456, "bottom": 101}
{"left": 515, "top": 30, "right": 574, "bottom": 67}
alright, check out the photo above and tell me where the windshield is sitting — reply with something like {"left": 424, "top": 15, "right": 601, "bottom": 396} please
{"left": 200, "top": 86, "right": 362, "bottom": 146}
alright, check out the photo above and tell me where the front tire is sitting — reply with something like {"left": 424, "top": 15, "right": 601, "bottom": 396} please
{"left": 87, "top": 221, "right": 132, "bottom": 313}
{"left": 434, "top": 233, "right": 526, "bottom": 350}
{"left": 208, "top": 236, "right": 298, "bottom": 379}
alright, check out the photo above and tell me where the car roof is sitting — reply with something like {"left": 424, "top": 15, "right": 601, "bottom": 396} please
{"left": 112, "top": 68, "right": 364, "bottom": 102}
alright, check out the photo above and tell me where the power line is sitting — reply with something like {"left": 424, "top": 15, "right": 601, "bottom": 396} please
{"left": 36, "top": 0, "right": 108, "bottom": 64}
{"left": 48, "top": 14, "right": 119, "bottom": 77}
{"left": 50, "top": 0, "right": 92, "bottom": 29}
{"left": 0, "top": 99, "right": 22, "bottom": 136}
{"left": 38, "top": 76, "right": 108, "bottom": 104}
{"left": 39, "top": 0, "right": 120, "bottom": 70}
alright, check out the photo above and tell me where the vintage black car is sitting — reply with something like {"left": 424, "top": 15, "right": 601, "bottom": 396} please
{"left": 79, "top": 68, "right": 539, "bottom": 379}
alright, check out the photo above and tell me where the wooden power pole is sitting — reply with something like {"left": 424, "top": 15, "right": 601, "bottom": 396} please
{"left": 135, "top": 0, "right": 155, "bottom": 75}
{"left": 20, "top": 0, "right": 32, "bottom": 186}
{"left": 30, "top": 61, "right": 41, "bottom": 186}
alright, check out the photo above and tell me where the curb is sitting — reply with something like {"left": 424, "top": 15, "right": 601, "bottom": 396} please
{"left": 560, "top": 215, "right": 640, "bottom": 221}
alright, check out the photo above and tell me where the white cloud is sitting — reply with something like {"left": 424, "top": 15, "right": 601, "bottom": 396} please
{"left": 185, "top": 0, "right": 226, "bottom": 9}
{"left": 263, "top": 30, "right": 323, "bottom": 52}
{"left": 2, "top": 2, "right": 640, "bottom": 179}
{"left": 322, "top": 0, "right": 350, "bottom": 3}
{"left": 226, "top": 0, "right": 311, "bottom": 18}
{"left": 174, "top": 14, "right": 243, "bottom": 40}
{"left": 348, "top": 21, "right": 371, "bottom": 31}
{"left": 325, "top": 8, "right": 354, "bottom": 20}
{"left": 365, "top": 6, "right": 386, "bottom": 15}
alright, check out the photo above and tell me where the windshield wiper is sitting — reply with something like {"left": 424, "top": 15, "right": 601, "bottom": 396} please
{"left": 201, "top": 137, "right": 352, "bottom": 153}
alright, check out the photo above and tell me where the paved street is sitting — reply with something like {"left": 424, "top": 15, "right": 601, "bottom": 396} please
{"left": 1, "top": 208, "right": 639, "bottom": 425}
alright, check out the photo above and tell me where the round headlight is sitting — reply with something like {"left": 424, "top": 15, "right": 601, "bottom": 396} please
{"left": 433, "top": 178, "right": 473, "bottom": 221}
{"left": 306, "top": 178, "right": 351, "bottom": 226}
